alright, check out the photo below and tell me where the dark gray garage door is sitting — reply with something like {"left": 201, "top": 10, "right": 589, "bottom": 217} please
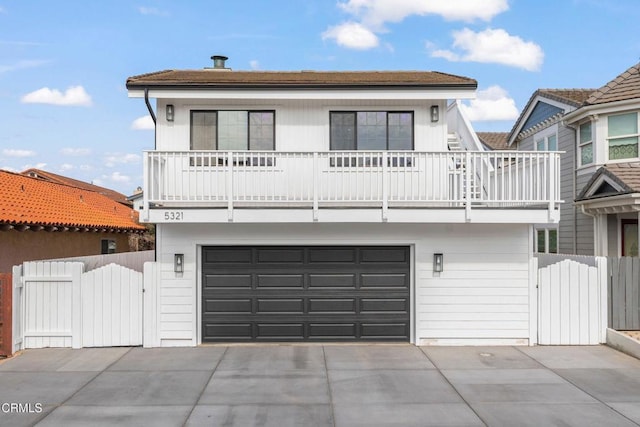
{"left": 202, "top": 246, "right": 410, "bottom": 342}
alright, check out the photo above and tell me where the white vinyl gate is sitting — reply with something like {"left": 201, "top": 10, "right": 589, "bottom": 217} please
{"left": 12, "top": 261, "right": 142, "bottom": 351}
{"left": 536, "top": 256, "right": 607, "bottom": 345}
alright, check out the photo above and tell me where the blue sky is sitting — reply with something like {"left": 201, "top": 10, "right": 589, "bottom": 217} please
{"left": 2, "top": 0, "right": 640, "bottom": 195}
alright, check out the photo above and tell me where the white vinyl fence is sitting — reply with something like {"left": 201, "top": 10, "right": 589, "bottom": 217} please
{"left": 535, "top": 255, "right": 607, "bottom": 345}
{"left": 12, "top": 261, "right": 142, "bottom": 352}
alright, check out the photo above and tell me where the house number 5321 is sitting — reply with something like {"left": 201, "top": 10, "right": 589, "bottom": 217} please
{"left": 164, "top": 211, "right": 184, "bottom": 221}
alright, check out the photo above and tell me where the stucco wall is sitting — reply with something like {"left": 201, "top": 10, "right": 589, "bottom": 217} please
{"left": 0, "top": 231, "right": 132, "bottom": 273}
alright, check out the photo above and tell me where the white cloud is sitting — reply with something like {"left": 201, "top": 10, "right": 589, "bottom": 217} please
{"left": 338, "top": 0, "right": 508, "bottom": 28}
{"left": 61, "top": 147, "right": 91, "bottom": 156}
{"left": 131, "top": 115, "right": 155, "bottom": 130}
{"left": 104, "top": 172, "right": 131, "bottom": 183}
{"left": 1, "top": 166, "right": 18, "bottom": 172}
{"left": 322, "top": 22, "right": 379, "bottom": 50}
{"left": 430, "top": 28, "right": 544, "bottom": 71}
{"left": 0, "top": 59, "right": 49, "bottom": 74}
{"left": 138, "top": 6, "right": 168, "bottom": 16}
{"left": 3, "top": 148, "right": 36, "bottom": 158}
{"left": 22, "top": 162, "right": 47, "bottom": 170}
{"left": 0, "top": 6, "right": 5, "bottom": 14}
{"left": 460, "top": 85, "right": 519, "bottom": 121}
{"left": 59, "top": 163, "right": 74, "bottom": 172}
{"left": 79, "top": 164, "right": 93, "bottom": 171}
{"left": 105, "top": 153, "right": 141, "bottom": 167}
{"left": 21, "top": 85, "right": 92, "bottom": 106}
{"left": 249, "top": 60, "right": 260, "bottom": 70}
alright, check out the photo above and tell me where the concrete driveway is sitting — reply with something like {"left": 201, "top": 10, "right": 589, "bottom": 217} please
{"left": 0, "top": 344, "right": 639, "bottom": 427}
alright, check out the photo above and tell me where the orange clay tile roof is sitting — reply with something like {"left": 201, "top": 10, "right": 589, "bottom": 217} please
{"left": 126, "top": 70, "right": 477, "bottom": 89}
{"left": 21, "top": 168, "right": 131, "bottom": 206}
{"left": 476, "top": 132, "right": 512, "bottom": 151}
{"left": 0, "top": 170, "right": 145, "bottom": 231}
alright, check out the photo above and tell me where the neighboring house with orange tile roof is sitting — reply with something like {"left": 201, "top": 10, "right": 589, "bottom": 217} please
{"left": 21, "top": 168, "right": 132, "bottom": 206}
{"left": 0, "top": 170, "right": 145, "bottom": 273}
{"left": 506, "top": 62, "right": 640, "bottom": 256}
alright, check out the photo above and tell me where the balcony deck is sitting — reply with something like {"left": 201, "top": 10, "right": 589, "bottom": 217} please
{"left": 142, "top": 150, "right": 561, "bottom": 224}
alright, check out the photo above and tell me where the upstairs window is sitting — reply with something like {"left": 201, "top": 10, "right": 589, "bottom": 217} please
{"left": 191, "top": 110, "right": 275, "bottom": 151}
{"left": 608, "top": 112, "right": 638, "bottom": 160}
{"left": 535, "top": 133, "right": 557, "bottom": 151}
{"left": 330, "top": 111, "right": 413, "bottom": 151}
{"left": 578, "top": 122, "right": 593, "bottom": 166}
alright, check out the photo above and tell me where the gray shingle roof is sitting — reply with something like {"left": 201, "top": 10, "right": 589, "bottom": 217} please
{"left": 477, "top": 132, "right": 512, "bottom": 150}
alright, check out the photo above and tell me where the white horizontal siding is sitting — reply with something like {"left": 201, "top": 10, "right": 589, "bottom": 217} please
{"left": 156, "top": 222, "right": 531, "bottom": 345}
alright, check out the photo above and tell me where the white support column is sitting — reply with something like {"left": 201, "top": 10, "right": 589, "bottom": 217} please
{"left": 465, "top": 151, "right": 472, "bottom": 222}
{"left": 227, "top": 151, "right": 234, "bottom": 222}
{"left": 312, "top": 152, "right": 319, "bottom": 221}
{"left": 382, "top": 151, "right": 388, "bottom": 221}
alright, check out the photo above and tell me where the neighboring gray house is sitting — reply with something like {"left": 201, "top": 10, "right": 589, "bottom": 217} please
{"left": 504, "top": 62, "right": 640, "bottom": 257}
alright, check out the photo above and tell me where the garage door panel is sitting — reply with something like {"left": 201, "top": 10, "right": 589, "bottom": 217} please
{"left": 361, "top": 323, "right": 409, "bottom": 338}
{"left": 360, "top": 247, "right": 408, "bottom": 263}
{"left": 308, "top": 248, "right": 356, "bottom": 263}
{"left": 257, "top": 323, "right": 304, "bottom": 339}
{"left": 308, "top": 298, "right": 356, "bottom": 313}
{"left": 204, "top": 323, "right": 253, "bottom": 340}
{"left": 361, "top": 273, "right": 408, "bottom": 288}
{"left": 309, "top": 323, "right": 357, "bottom": 338}
{"left": 256, "top": 274, "right": 304, "bottom": 288}
{"left": 360, "top": 298, "right": 408, "bottom": 313}
{"left": 204, "top": 298, "right": 252, "bottom": 313}
{"left": 308, "top": 274, "right": 356, "bottom": 288}
{"left": 256, "top": 298, "right": 305, "bottom": 313}
{"left": 256, "top": 248, "right": 305, "bottom": 264}
{"left": 204, "top": 274, "right": 252, "bottom": 289}
{"left": 202, "top": 246, "right": 410, "bottom": 342}
{"left": 204, "top": 248, "right": 252, "bottom": 264}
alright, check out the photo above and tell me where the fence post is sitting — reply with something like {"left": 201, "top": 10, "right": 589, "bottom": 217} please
{"left": 12, "top": 265, "right": 23, "bottom": 354}
{"left": 529, "top": 256, "right": 538, "bottom": 346}
{"left": 0, "top": 274, "right": 12, "bottom": 356}
{"left": 71, "top": 263, "right": 84, "bottom": 349}
{"left": 143, "top": 262, "right": 159, "bottom": 348}
{"left": 597, "top": 257, "right": 608, "bottom": 344}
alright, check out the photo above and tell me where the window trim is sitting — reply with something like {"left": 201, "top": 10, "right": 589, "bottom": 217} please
{"left": 606, "top": 112, "right": 639, "bottom": 161}
{"left": 535, "top": 227, "right": 558, "bottom": 254}
{"left": 621, "top": 219, "right": 639, "bottom": 257}
{"left": 329, "top": 111, "right": 415, "bottom": 151}
{"left": 534, "top": 127, "right": 558, "bottom": 152}
{"left": 190, "top": 110, "right": 276, "bottom": 151}
{"left": 578, "top": 121, "right": 593, "bottom": 166}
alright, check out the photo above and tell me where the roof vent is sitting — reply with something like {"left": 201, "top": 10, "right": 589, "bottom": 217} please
{"left": 206, "top": 55, "right": 231, "bottom": 71}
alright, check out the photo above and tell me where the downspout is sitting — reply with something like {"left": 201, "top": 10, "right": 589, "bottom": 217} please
{"left": 143, "top": 87, "right": 157, "bottom": 262}
{"left": 563, "top": 119, "right": 578, "bottom": 254}
{"left": 580, "top": 205, "right": 599, "bottom": 255}
{"left": 144, "top": 88, "right": 157, "bottom": 149}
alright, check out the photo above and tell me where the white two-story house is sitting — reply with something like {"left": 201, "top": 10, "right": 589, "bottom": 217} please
{"left": 127, "top": 56, "right": 560, "bottom": 347}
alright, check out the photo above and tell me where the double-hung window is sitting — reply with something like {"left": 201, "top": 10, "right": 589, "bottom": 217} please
{"left": 191, "top": 110, "right": 275, "bottom": 151}
{"left": 608, "top": 112, "right": 638, "bottom": 160}
{"left": 578, "top": 121, "right": 593, "bottom": 166}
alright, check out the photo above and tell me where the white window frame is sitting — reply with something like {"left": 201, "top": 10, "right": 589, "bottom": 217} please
{"left": 534, "top": 125, "right": 558, "bottom": 152}
{"left": 578, "top": 120, "right": 593, "bottom": 166}
{"left": 534, "top": 227, "right": 558, "bottom": 254}
{"left": 607, "top": 111, "right": 639, "bottom": 162}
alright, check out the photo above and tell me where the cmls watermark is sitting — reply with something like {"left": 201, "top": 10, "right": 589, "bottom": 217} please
{"left": 1, "top": 403, "right": 43, "bottom": 414}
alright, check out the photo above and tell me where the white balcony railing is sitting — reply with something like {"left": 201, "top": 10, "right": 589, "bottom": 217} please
{"left": 144, "top": 150, "right": 560, "bottom": 214}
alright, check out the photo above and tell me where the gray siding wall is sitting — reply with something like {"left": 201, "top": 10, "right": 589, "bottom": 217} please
{"left": 558, "top": 124, "right": 576, "bottom": 254}
{"left": 575, "top": 172, "right": 594, "bottom": 255}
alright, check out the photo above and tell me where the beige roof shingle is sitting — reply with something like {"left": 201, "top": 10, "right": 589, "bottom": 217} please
{"left": 587, "top": 63, "right": 640, "bottom": 105}
{"left": 477, "top": 132, "right": 512, "bottom": 150}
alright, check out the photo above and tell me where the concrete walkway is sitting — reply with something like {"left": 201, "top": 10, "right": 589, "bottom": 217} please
{"left": 0, "top": 344, "right": 639, "bottom": 426}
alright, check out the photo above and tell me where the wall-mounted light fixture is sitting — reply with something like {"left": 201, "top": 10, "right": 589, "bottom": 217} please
{"left": 430, "top": 105, "right": 439, "bottom": 123}
{"left": 174, "top": 253, "right": 184, "bottom": 273}
{"left": 433, "top": 253, "right": 444, "bottom": 273}
{"left": 166, "top": 104, "right": 174, "bottom": 122}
